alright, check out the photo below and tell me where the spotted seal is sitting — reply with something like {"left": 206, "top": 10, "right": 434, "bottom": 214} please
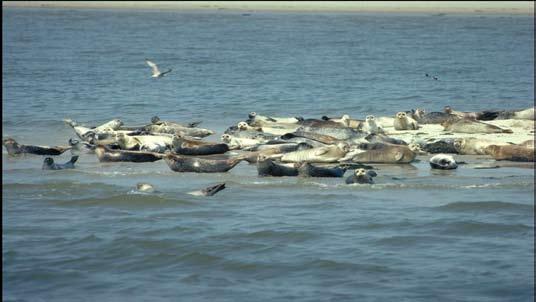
{"left": 429, "top": 154, "right": 458, "bottom": 169}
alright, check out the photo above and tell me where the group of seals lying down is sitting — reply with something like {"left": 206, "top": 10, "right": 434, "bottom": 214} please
{"left": 3, "top": 105, "right": 534, "bottom": 190}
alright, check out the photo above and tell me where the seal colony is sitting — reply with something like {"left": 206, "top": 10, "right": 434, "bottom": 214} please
{"left": 3, "top": 106, "right": 535, "bottom": 189}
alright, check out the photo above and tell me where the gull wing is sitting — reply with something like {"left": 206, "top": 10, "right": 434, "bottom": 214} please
{"left": 145, "top": 59, "right": 161, "bottom": 75}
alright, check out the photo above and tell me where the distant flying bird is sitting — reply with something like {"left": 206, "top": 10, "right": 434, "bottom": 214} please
{"left": 145, "top": 59, "right": 172, "bottom": 78}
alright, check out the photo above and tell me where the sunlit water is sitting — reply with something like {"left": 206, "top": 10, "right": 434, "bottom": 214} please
{"left": 3, "top": 8, "right": 534, "bottom": 301}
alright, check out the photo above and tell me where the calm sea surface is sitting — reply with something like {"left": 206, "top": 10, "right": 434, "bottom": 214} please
{"left": 2, "top": 8, "right": 534, "bottom": 301}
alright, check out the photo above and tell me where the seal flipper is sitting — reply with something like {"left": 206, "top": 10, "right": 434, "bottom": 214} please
{"left": 187, "top": 121, "right": 203, "bottom": 128}
{"left": 201, "top": 183, "right": 226, "bottom": 196}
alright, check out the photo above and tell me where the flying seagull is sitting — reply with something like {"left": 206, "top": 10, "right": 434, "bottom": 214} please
{"left": 145, "top": 59, "right": 172, "bottom": 78}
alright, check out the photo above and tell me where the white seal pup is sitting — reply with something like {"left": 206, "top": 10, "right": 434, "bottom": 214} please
{"left": 429, "top": 154, "right": 458, "bottom": 169}
{"left": 345, "top": 168, "right": 377, "bottom": 184}
{"left": 362, "top": 115, "right": 384, "bottom": 134}
{"left": 393, "top": 112, "right": 419, "bottom": 130}
{"left": 42, "top": 156, "right": 79, "bottom": 170}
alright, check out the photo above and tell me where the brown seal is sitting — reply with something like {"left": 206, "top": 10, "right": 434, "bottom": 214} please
{"left": 485, "top": 145, "right": 535, "bottom": 162}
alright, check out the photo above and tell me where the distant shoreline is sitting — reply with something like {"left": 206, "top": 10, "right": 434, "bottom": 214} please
{"left": 2, "top": 1, "right": 534, "bottom": 15}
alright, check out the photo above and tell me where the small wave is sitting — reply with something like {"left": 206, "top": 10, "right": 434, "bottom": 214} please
{"left": 374, "top": 235, "right": 447, "bottom": 247}
{"left": 439, "top": 221, "right": 532, "bottom": 236}
{"left": 436, "top": 201, "right": 534, "bottom": 212}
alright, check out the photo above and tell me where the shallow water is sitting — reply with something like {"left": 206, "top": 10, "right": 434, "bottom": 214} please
{"left": 2, "top": 8, "right": 534, "bottom": 301}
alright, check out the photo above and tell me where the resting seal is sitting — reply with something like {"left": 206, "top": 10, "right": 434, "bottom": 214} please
{"left": 256, "top": 154, "right": 299, "bottom": 177}
{"left": 279, "top": 142, "right": 350, "bottom": 163}
{"left": 172, "top": 135, "right": 229, "bottom": 155}
{"left": 429, "top": 154, "right": 458, "bottom": 169}
{"left": 441, "top": 119, "right": 513, "bottom": 134}
{"left": 42, "top": 156, "right": 78, "bottom": 170}
{"left": 342, "top": 143, "right": 416, "bottom": 164}
{"left": 345, "top": 168, "right": 377, "bottom": 184}
{"left": 3, "top": 138, "right": 72, "bottom": 156}
{"left": 453, "top": 137, "right": 510, "bottom": 155}
{"left": 485, "top": 145, "right": 535, "bottom": 162}
{"left": 164, "top": 154, "right": 242, "bottom": 173}
{"left": 296, "top": 162, "right": 346, "bottom": 178}
{"left": 95, "top": 145, "right": 164, "bottom": 162}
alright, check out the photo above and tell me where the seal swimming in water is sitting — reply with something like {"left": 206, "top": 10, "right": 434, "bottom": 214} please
{"left": 42, "top": 156, "right": 79, "bottom": 170}
{"left": 95, "top": 145, "right": 164, "bottom": 162}
{"left": 136, "top": 183, "right": 155, "bottom": 193}
{"left": 256, "top": 154, "right": 299, "bottom": 177}
{"left": 484, "top": 145, "right": 535, "bottom": 162}
{"left": 441, "top": 119, "right": 513, "bottom": 134}
{"left": 295, "top": 162, "right": 346, "bottom": 178}
{"left": 429, "top": 154, "right": 458, "bottom": 169}
{"left": 3, "top": 138, "right": 72, "bottom": 156}
{"left": 345, "top": 168, "right": 377, "bottom": 184}
{"left": 188, "top": 183, "right": 227, "bottom": 196}
{"left": 164, "top": 153, "right": 242, "bottom": 173}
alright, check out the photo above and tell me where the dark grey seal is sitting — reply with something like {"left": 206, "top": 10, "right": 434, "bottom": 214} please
{"left": 42, "top": 156, "right": 78, "bottom": 170}
{"left": 95, "top": 145, "right": 164, "bottom": 163}
{"left": 296, "top": 162, "right": 346, "bottom": 178}
{"left": 256, "top": 155, "right": 299, "bottom": 177}
{"left": 3, "top": 138, "right": 71, "bottom": 156}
